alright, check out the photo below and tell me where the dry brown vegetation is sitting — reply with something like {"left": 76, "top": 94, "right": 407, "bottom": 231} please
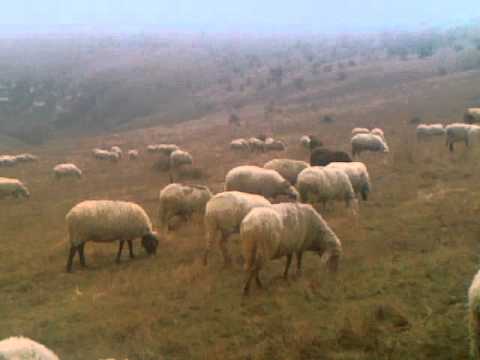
{"left": 2, "top": 29, "right": 480, "bottom": 359}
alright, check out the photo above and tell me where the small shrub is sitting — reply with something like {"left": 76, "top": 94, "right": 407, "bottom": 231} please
{"left": 322, "top": 115, "right": 334, "bottom": 123}
{"left": 409, "top": 116, "right": 421, "bottom": 125}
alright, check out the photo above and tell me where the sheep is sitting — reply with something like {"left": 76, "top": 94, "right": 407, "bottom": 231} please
{"left": 147, "top": 144, "right": 179, "bottom": 155}
{"left": 241, "top": 203, "right": 342, "bottom": 295}
{"left": 445, "top": 123, "right": 480, "bottom": 152}
{"left": 0, "top": 336, "right": 59, "bottom": 360}
{"left": 53, "top": 163, "right": 82, "bottom": 180}
{"left": 247, "top": 137, "right": 265, "bottom": 152}
{"left": 0, "top": 177, "right": 30, "bottom": 199}
{"left": 158, "top": 183, "right": 212, "bottom": 232}
{"left": 264, "top": 138, "right": 286, "bottom": 151}
{"left": 310, "top": 147, "right": 352, "bottom": 166}
{"left": 110, "top": 146, "right": 122, "bottom": 158}
{"left": 469, "top": 269, "right": 480, "bottom": 359}
{"left": 416, "top": 123, "right": 445, "bottom": 140}
{"left": 351, "top": 133, "right": 389, "bottom": 157}
{"left": 0, "top": 155, "right": 17, "bottom": 167}
{"left": 169, "top": 149, "right": 193, "bottom": 169}
{"left": 300, "top": 135, "right": 311, "bottom": 149}
{"left": 296, "top": 166, "right": 357, "bottom": 210}
{"left": 263, "top": 158, "right": 309, "bottom": 185}
{"left": 224, "top": 165, "right": 299, "bottom": 201}
{"left": 14, "top": 153, "right": 38, "bottom": 163}
{"left": 203, "top": 191, "right": 271, "bottom": 265}
{"left": 92, "top": 148, "right": 120, "bottom": 162}
{"left": 351, "top": 127, "right": 370, "bottom": 136}
{"left": 371, "top": 128, "right": 385, "bottom": 139}
{"left": 465, "top": 108, "right": 480, "bottom": 124}
{"left": 230, "top": 139, "right": 250, "bottom": 152}
{"left": 65, "top": 200, "right": 159, "bottom": 272}
{"left": 327, "top": 162, "right": 371, "bottom": 200}
{"left": 128, "top": 149, "right": 139, "bottom": 160}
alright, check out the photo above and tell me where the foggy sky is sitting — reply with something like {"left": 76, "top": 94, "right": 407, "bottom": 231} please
{"left": 1, "top": 1, "right": 478, "bottom": 34}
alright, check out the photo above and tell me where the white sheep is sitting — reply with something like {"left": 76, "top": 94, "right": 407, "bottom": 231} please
{"left": 327, "top": 162, "right": 371, "bottom": 201}
{"left": 147, "top": 144, "right": 179, "bottom": 155}
{"left": 230, "top": 139, "right": 250, "bottom": 152}
{"left": 65, "top": 200, "right": 159, "bottom": 272}
{"left": 351, "top": 127, "right": 370, "bottom": 136}
{"left": 128, "top": 149, "right": 139, "bottom": 160}
{"left": 0, "top": 177, "right": 30, "bottom": 199}
{"left": 300, "top": 135, "right": 311, "bottom": 149}
{"left": 225, "top": 165, "right": 299, "bottom": 201}
{"left": 203, "top": 191, "right": 271, "bottom": 265}
{"left": 469, "top": 269, "right": 480, "bottom": 359}
{"left": 14, "top": 153, "right": 38, "bottom": 163}
{"left": 445, "top": 123, "right": 480, "bottom": 152}
{"left": 0, "top": 155, "right": 17, "bottom": 167}
{"left": 371, "top": 128, "right": 385, "bottom": 139}
{"left": 53, "top": 163, "right": 82, "bottom": 180}
{"left": 296, "top": 166, "right": 357, "bottom": 209}
{"left": 158, "top": 183, "right": 212, "bottom": 232}
{"left": 169, "top": 149, "right": 193, "bottom": 169}
{"left": 416, "top": 124, "right": 445, "bottom": 140}
{"left": 111, "top": 146, "right": 123, "bottom": 158}
{"left": 247, "top": 137, "right": 265, "bottom": 152}
{"left": 351, "top": 133, "right": 389, "bottom": 156}
{"left": 0, "top": 336, "right": 59, "bottom": 360}
{"left": 264, "top": 138, "right": 286, "bottom": 151}
{"left": 241, "top": 202, "right": 342, "bottom": 295}
{"left": 263, "top": 158, "right": 309, "bottom": 185}
{"left": 92, "top": 148, "right": 120, "bottom": 162}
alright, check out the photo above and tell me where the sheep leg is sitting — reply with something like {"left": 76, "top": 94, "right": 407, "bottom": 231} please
{"left": 296, "top": 252, "right": 303, "bottom": 275}
{"left": 219, "top": 238, "right": 232, "bottom": 266}
{"left": 127, "top": 240, "right": 135, "bottom": 259}
{"left": 79, "top": 243, "right": 86, "bottom": 267}
{"left": 66, "top": 246, "right": 78, "bottom": 272}
{"left": 116, "top": 240, "right": 125, "bottom": 263}
{"left": 283, "top": 254, "right": 293, "bottom": 280}
{"left": 449, "top": 142, "right": 454, "bottom": 152}
{"left": 255, "top": 269, "right": 263, "bottom": 288}
{"left": 243, "top": 270, "right": 256, "bottom": 296}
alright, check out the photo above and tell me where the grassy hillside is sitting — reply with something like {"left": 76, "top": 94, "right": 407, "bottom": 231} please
{"left": 2, "top": 55, "right": 480, "bottom": 359}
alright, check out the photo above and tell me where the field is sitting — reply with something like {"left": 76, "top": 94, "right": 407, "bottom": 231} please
{"left": 2, "top": 35, "right": 480, "bottom": 359}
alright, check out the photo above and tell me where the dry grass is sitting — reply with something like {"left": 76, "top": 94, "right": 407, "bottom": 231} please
{"left": 1, "top": 62, "right": 480, "bottom": 359}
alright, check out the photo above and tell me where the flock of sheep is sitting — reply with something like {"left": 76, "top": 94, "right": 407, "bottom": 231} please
{"left": 4, "top": 113, "right": 480, "bottom": 358}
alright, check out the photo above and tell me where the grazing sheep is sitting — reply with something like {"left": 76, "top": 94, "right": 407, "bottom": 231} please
{"left": 92, "top": 148, "right": 120, "bottom": 162}
{"left": 416, "top": 124, "right": 445, "bottom": 140}
{"left": 310, "top": 147, "right": 352, "bottom": 166}
{"left": 230, "top": 139, "right": 250, "bottom": 152}
{"left": 110, "top": 146, "right": 123, "bottom": 158}
{"left": 147, "top": 144, "right": 179, "bottom": 155}
{"left": 351, "top": 127, "right": 370, "bottom": 136}
{"left": 445, "top": 123, "right": 480, "bottom": 152}
{"left": 0, "top": 155, "right": 17, "bottom": 167}
{"left": 351, "top": 133, "right": 389, "bottom": 156}
{"left": 14, "top": 153, "right": 38, "bottom": 163}
{"left": 0, "top": 336, "right": 59, "bottom": 360}
{"left": 248, "top": 137, "right": 265, "bottom": 152}
{"left": 296, "top": 167, "right": 357, "bottom": 209}
{"left": 0, "top": 177, "right": 30, "bottom": 199}
{"left": 465, "top": 108, "right": 480, "bottom": 124}
{"left": 264, "top": 138, "right": 286, "bottom": 151}
{"left": 65, "top": 200, "right": 159, "bottom": 272}
{"left": 264, "top": 158, "right": 309, "bottom": 185}
{"left": 469, "top": 269, "right": 480, "bottom": 359}
{"left": 158, "top": 183, "right": 212, "bottom": 231}
{"left": 327, "top": 162, "right": 371, "bottom": 200}
{"left": 53, "top": 163, "right": 82, "bottom": 180}
{"left": 128, "top": 149, "right": 139, "bottom": 160}
{"left": 169, "top": 150, "right": 193, "bottom": 169}
{"left": 300, "top": 135, "right": 311, "bottom": 149}
{"left": 225, "top": 165, "right": 299, "bottom": 201}
{"left": 371, "top": 128, "right": 385, "bottom": 139}
{"left": 203, "top": 191, "right": 271, "bottom": 265}
{"left": 241, "top": 203, "right": 342, "bottom": 295}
